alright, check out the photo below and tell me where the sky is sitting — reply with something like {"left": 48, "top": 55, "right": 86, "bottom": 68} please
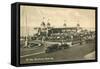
{"left": 20, "top": 5, "right": 96, "bottom": 36}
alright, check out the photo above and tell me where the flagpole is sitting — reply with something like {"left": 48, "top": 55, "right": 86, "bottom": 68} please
{"left": 25, "top": 8, "right": 28, "bottom": 47}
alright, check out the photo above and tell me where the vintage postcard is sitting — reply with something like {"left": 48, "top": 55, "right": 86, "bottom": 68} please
{"left": 20, "top": 4, "right": 96, "bottom": 64}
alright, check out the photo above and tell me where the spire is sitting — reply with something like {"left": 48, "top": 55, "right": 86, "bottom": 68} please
{"left": 47, "top": 19, "right": 51, "bottom": 28}
{"left": 41, "top": 17, "right": 46, "bottom": 27}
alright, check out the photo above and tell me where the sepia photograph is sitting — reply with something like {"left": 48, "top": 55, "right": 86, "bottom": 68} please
{"left": 20, "top": 5, "right": 96, "bottom": 64}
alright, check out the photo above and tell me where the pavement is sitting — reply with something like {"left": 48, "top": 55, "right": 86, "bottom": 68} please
{"left": 84, "top": 51, "right": 95, "bottom": 60}
{"left": 20, "top": 40, "right": 95, "bottom": 64}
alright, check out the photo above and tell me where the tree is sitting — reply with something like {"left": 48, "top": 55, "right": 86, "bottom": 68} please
{"left": 63, "top": 23, "right": 66, "bottom": 27}
{"left": 63, "top": 20, "right": 67, "bottom": 28}
{"left": 77, "top": 24, "right": 80, "bottom": 27}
